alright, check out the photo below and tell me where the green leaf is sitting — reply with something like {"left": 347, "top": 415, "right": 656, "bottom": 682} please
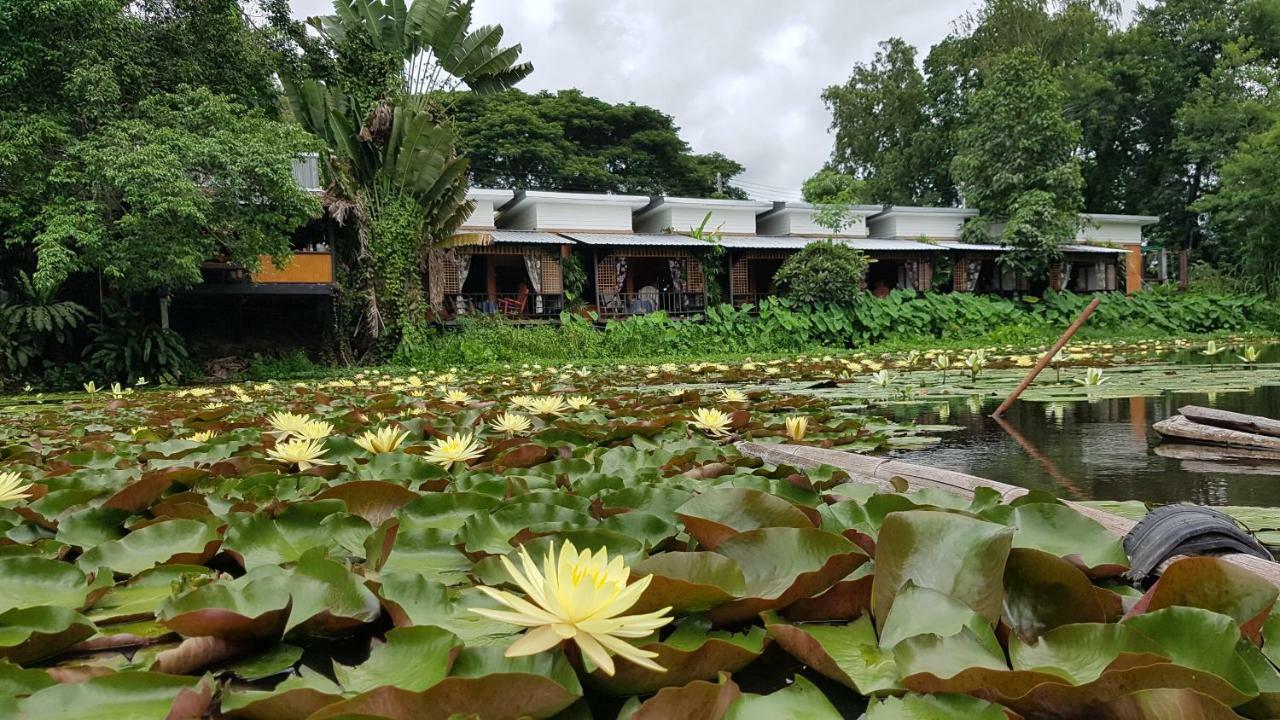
{"left": 18, "top": 671, "right": 206, "bottom": 720}
{"left": 867, "top": 693, "right": 1009, "bottom": 720}
{"left": 872, "top": 510, "right": 1014, "bottom": 631}
{"left": 724, "top": 676, "right": 843, "bottom": 719}
{"left": 0, "top": 557, "right": 91, "bottom": 613}
{"left": 676, "top": 486, "right": 814, "bottom": 549}
{"left": 333, "top": 625, "right": 461, "bottom": 693}
{"left": 77, "top": 519, "right": 219, "bottom": 575}
{"left": 765, "top": 613, "right": 900, "bottom": 695}
{"left": 1006, "top": 503, "right": 1128, "bottom": 575}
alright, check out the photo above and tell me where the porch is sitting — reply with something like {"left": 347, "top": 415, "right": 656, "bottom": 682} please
{"left": 437, "top": 231, "right": 568, "bottom": 322}
{"left": 565, "top": 234, "right": 709, "bottom": 318}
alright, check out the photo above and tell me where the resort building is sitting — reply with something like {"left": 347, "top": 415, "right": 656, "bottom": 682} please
{"left": 180, "top": 156, "right": 1159, "bottom": 331}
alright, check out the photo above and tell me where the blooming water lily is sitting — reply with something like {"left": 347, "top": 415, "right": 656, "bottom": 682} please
{"left": 471, "top": 540, "right": 673, "bottom": 676}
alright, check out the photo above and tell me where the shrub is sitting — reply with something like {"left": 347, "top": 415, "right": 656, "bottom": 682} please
{"left": 84, "top": 301, "right": 194, "bottom": 385}
{"left": 772, "top": 241, "right": 870, "bottom": 306}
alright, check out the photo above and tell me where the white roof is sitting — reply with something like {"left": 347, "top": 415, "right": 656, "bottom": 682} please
{"left": 869, "top": 206, "right": 980, "bottom": 220}
{"left": 842, "top": 238, "right": 943, "bottom": 252}
{"left": 636, "top": 196, "right": 774, "bottom": 215}
{"left": 467, "top": 188, "right": 515, "bottom": 204}
{"left": 1062, "top": 244, "right": 1128, "bottom": 255}
{"left": 939, "top": 241, "right": 1128, "bottom": 254}
{"left": 483, "top": 230, "right": 568, "bottom": 245}
{"left": 506, "top": 190, "right": 651, "bottom": 209}
{"left": 562, "top": 233, "right": 714, "bottom": 247}
{"left": 1081, "top": 213, "right": 1159, "bottom": 226}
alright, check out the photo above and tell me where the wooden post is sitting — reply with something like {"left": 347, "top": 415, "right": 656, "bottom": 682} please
{"left": 1179, "top": 250, "right": 1189, "bottom": 291}
{"left": 991, "top": 297, "right": 1102, "bottom": 419}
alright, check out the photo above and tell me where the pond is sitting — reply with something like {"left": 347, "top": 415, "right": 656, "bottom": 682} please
{"left": 886, "top": 383, "right": 1280, "bottom": 508}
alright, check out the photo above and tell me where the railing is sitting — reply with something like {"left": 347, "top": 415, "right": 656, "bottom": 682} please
{"left": 730, "top": 292, "right": 772, "bottom": 309}
{"left": 595, "top": 291, "right": 706, "bottom": 317}
{"left": 446, "top": 293, "right": 563, "bottom": 320}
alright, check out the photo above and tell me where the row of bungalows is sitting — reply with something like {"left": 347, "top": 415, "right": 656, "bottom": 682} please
{"left": 428, "top": 189, "right": 1155, "bottom": 321}
{"left": 177, "top": 158, "right": 1156, "bottom": 333}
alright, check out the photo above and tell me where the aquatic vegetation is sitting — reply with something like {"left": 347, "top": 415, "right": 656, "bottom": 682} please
{"left": 690, "top": 407, "right": 734, "bottom": 436}
{"left": 354, "top": 426, "right": 410, "bottom": 454}
{"left": 869, "top": 370, "right": 893, "bottom": 387}
{"left": 1076, "top": 367, "right": 1108, "bottom": 387}
{"left": 424, "top": 431, "right": 486, "bottom": 469}
{"left": 964, "top": 349, "right": 988, "bottom": 380}
{"left": 720, "top": 388, "right": 749, "bottom": 403}
{"left": 0, "top": 353, "right": 1276, "bottom": 717}
{"left": 1240, "top": 346, "right": 1263, "bottom": 365}
{"left": 473, "top": 540, "right": 673, "bottom": 676}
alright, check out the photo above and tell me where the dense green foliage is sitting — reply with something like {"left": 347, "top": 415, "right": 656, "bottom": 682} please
{"left": 281, "top": 0, "right": 530, "bottom": 362}
{"left": 773, "top": 242, "right": 872, "bottom": 307}
{"left": 0, "top": 0, "right": 320, "bottom": 295}
{"left": 451, "top": 89, "right": 747, "bottom": 198}
{"left": 392, "top": 291, "right": 1280, "bottom": 368}
{"left": 953, "top": 51, "right": 1084, "bottom": 280}
{"left": 1195, "top": 120, "right": 1280, "bottom": 296}
{"left": 819, "top": 0, "right": 1280, "bottom": 289}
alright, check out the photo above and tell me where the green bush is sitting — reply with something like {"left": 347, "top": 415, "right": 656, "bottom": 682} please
{"left": 387, "top": 291, "right": 1276, "bottom": 372}
{"left": 84, "top": 301, "right": 194, "bottom": 385}
{"left": 772, "top": 241, "right": 870, "bottom": 306}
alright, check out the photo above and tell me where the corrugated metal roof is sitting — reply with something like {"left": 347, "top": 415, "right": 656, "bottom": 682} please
{"left": 716, "top": 236, "right": 813, "bottom": 250}
{"left": 843, "top": 238, "right": 944, "bottom": 252}
{"left": 455, "top": 231, "right": 568, "bottom": 245}
{"left": 938, "top": 241, "right": 1006, "bottom": 252}
{"left": 561, "top": 233, "right": 714, "bottom": 247}
{"left": 1062, "top": 244, "right": 1128, "bottom": 255}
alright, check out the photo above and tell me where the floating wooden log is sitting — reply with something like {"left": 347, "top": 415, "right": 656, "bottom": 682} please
{"left": 1153, "top": 443, "right": 1280, "bottom": 463}
{"left": 1179, "top": 405, "right": 1280, "bottom": 439}
{"left": 737, "top": 441, "right": 1280, "bottom": 586}
{"left": 1153, "top": 415, "right": 1280, "bottom": 451}
{"left": 1178, "top": 461, "right": 1280, "bottom": 477}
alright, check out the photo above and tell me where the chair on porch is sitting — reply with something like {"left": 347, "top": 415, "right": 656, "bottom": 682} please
{"left": 497, "top": 283, "right": 530, "bottom": 317}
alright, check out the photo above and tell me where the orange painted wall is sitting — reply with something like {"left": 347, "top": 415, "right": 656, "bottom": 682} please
{"left": 252, "top": 253, "right": 334, "bottom": 284}
{"left": 1125, "top": 245, "right": 1142, "bottom": 295}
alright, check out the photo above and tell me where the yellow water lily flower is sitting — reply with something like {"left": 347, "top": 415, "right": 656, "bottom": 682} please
{"left": 298, "top": 420, "right": 334, "bottom": 441}
{"left": 471, "top": 540, "right": 673, "bottom": 677}
{"left": 83, "top": 381, "right": 99, "bottom": 395}
{"left": 110, "top": 382, "right": 127, "bottom": 399}
{"left": 190, "top": 430, "right": 217, "bottom": 443}
{"left": 784, "top": 416, "right": 808, "bottom": 441}
{"left": 491, "top": 413, "right": 534, "bottom": 437}
{"left": 720, "top": 388, "right": 748, "bottom": 403}
{"left": 1011, "top": 355, "right": 1036, "bottom": 368}
{"left": 0, "top": 472, "right": 33, "bottom": 505}
{"left": 1076, "top": 367, "right": 1107, "bottom": 387}
{"left": 526, "top": 396, "right": 568, "bottom": 416}
{"left": 566, "top": 396, "right": 595, "bottom": 411}
{"left": 869, "top": 370, "right": 893, "bottom": 387}
{"left": 268, "top": 411, "right": 312, "bottom": 438}
{"left": 444, "top": 389, "right": 473, "bottom": 405}
{"left": 267, "top": 438, "right": 330, "bottom": 470}
{"left": 355, "top": 427, "right": 410, "bottom": 454}
{"left": 1202, "top": 340, "right": 1225, "bottom": 357}
{"left": 1239, "top": 346, "right": 1263, "bottom": 364}
{"left": 424, "top": 432, "right": 486, "bottom": 469}
{"left": 690, "top": 408, "right": 733, "bottom": 437}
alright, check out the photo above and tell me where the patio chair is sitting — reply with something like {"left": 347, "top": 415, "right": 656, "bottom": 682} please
{"left": 498, "top": 284, "right": 530, "bottom": 317}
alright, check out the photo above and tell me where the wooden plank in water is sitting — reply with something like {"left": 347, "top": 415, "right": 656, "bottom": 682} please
{"left": 1154, "top": 415, "right": 1280, "bottom": 450}
{"left": 1180, "top": 405, "right": 1280, "bottom": 439}
{"left": 1154, "top": 443, "right": 1280, "bottom": 463}
{"left": 736, "top": 442, "right": 1280, "bottom": 586}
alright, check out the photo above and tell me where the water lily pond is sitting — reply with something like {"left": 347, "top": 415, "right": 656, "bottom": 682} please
{"left": 0, "top": 339, "right": 1279, "bottom": 718}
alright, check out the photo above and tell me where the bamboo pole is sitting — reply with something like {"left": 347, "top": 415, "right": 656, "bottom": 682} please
{"left": 991, "top": 296, "right": 1102, "bottom": 419}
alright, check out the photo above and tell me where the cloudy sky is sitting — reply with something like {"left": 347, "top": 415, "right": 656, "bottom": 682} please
{"left": 288, "top": 0, "right": 1138, "bottom": 200}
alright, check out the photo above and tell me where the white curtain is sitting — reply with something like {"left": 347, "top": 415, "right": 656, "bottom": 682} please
{"left": 1062, "top": 262, "right": 1073, "bottom": 291}
{"left": 965, "top": 259, "right": 983, "bottom": 292}
{"left": 902, "top": 260, "right": 919, "bottom": 291}
{"left": 523, "top": 254, "right": 543, "bottom": 313}
{"left": 455, "top": 253, "right": 472, "bottom": 312}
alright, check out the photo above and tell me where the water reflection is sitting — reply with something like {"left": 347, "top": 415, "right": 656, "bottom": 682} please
{"left": 886, "top": 385, "right": 1280, "bottom": 507}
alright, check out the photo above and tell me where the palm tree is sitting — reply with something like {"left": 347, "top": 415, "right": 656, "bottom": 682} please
{"left": 283, "top": 0, "right": 530, "bottom": 360}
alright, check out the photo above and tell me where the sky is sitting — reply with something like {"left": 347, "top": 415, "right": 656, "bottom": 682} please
{"left": 288, "top": 0, "right": 1139, "bottom": 200}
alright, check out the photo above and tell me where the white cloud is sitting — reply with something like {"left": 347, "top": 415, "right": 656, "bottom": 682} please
{"left": 287, "top": 0, "right": 1143, "bottom": 198}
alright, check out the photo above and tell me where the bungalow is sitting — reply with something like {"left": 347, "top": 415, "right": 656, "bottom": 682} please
{"left": 870, "top": 207, "right": 1155, "bottom": 295}
{"left": 432, "top": 189, "right": 573, "bottom": 320}
{"left": 754, "top": 203, "right": 943, "bottom": 301}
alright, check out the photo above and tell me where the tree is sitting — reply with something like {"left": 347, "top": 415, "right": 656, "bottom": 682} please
{"left": 802, "top": 168, "right": 868, "bottom": 235}
{"left": 0, "top": 0, "right": 317, "bottom": 295}
{"left": 1196, "top": 119, "right": 1280, "bottom": 295}
{"left": 449, "top": 90, "right": 748, "bottom": 199}
{"left": 821, "top": 39, "right": 952, "bottom": 206}
{"left": 773, "top": 241, "right": 871, "bottom": 307}
{"left": 952, "top": 50, "right": 1084, "bottom": 280}
{"left": 281, "top": 0, "right": 531, "bottom": 360}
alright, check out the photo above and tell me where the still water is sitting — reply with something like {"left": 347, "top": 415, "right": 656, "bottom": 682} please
{"left": 884, "top": 385, "right": 1280, "bottom": 507}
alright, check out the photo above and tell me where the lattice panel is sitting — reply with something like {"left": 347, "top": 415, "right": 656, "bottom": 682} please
{"left": 730, "top": 257, "right": 749, "bottom": 297}
{"left": 687, "top": 259, "right": 705, "bottom": 292}
{"left": 597, "top": 255, "right": 619, "bottom": 295}
{"left": 440, "top": 253, "right": 461, "bottom": 294}
{"left": 541, "top": 255, "right": 563, "bottom": 294}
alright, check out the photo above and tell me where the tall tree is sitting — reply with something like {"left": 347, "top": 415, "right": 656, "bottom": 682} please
{"left": 821, "top": 39, "right": 951, "bottom": 206}
{"left": 0, "top": 0, "right": 318, "bottom": 295}
{"left": 449, "top": 89, "right": 747, "bottom": 199}
{"left": 1196, "top": 119, "right": 1280, "bottom": 294}
{"left": 952, "top": 50, "right": 1084, "bottom": 280}
{"left": 281, "top": 0, "right": 531, "bottom": 360}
